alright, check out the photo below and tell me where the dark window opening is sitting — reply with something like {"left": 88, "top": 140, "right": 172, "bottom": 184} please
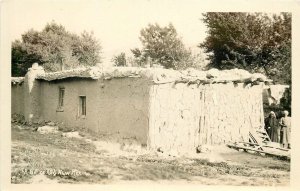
{"left": 79, "top": 96, "right": 86, "bottom": 116}
{"left": 58, "top": 87, "right": 65, "bottom": 110}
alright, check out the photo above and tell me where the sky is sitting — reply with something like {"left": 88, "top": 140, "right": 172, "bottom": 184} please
{"left": 6, "top": 0, "right": 209, "bottom": 65}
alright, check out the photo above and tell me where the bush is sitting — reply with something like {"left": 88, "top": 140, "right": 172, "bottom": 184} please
{"left": 280, "top": 87, "right": 291, "bottom": 116}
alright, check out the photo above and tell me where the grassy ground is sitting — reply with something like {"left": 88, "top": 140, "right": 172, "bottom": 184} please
{"left": 11, "top": 123, "right": 290, "bottom": 185}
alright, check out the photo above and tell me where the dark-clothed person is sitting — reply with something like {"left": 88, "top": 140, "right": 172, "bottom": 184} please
{"left": 265, "top": 111, "right": 280, "bottom": 142}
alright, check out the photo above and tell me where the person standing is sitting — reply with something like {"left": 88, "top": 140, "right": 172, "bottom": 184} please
{"left": 265, "top": 111, "right": 280, "bottom": 142}
{"left": 279, "top": 110, "right": 291, "bottom": 149}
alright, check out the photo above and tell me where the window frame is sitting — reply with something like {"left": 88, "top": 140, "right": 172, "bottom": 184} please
{"left": 79, "top": 96, "right": 86, "bottom": 117}
{"left": 57, "top": 87, "right": 65, "bottom": 112}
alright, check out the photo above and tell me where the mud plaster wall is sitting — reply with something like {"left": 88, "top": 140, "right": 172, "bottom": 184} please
{"left": 148, "top": 82, "right": 264, "bottom": 153}
{"left": 39, "top": 78, "right": 151, "bottom": 144}
{"left": 11, "top": 84, "right": 25, "bottom": 116}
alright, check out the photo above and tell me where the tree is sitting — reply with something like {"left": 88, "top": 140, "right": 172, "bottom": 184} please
{"left": 200, "top": 12, "right": 291, "bottom": 84}
{"left": 280, "top": 87, "right": 291, "bottom": 115}
{"left": 112, "top": 52, "right": 127, "bottom": 67}
{"left": 132, "top": 23, "right": 203, "bottom": 70}
{"left": 11, "top": 22, "right": 102, "bottom": 76}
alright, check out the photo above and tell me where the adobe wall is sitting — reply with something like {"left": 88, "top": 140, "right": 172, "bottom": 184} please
{"left": 39, "top": 78, "right": 151, "bottom": 144}
{"left": 148, "top": 82, "right": 265, "bottom": 153}
{"left": 11, "top": 84, "right": 25, "bottom": 116}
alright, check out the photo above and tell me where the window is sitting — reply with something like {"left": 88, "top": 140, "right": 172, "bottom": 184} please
{"left": 57, "top": 87, "right": 65, "bottom": 111}
{"left": 79, "top": 96, "right": 86, "bottom": 116}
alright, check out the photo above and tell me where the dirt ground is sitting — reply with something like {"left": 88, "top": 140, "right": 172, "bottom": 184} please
{"left": 11, "top": 123, "right": 290, "bottom": 186}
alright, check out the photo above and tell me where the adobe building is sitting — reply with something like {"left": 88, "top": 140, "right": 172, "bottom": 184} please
{"left": 11, "top": 63, "right": 271, "bottom": 153}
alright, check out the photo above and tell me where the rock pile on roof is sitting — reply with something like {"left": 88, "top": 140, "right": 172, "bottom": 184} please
{"left": 20, "top": 65, "right": 271, "bottom": 84}
{"left": 179, "top": 68, "right": 269, "bottom": 84}
{"left": 35, "top": 67, "right": 100, "bottom": 81}
{"left": 35, "top": 66, "right": 181, "bottom": 83}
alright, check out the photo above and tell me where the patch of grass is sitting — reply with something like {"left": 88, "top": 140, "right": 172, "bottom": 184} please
{"left": 267, "top": 165, "right": 290, "bottom": 171}
{"left": 11, "top": 169, "right": 34, "bottom": 184}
